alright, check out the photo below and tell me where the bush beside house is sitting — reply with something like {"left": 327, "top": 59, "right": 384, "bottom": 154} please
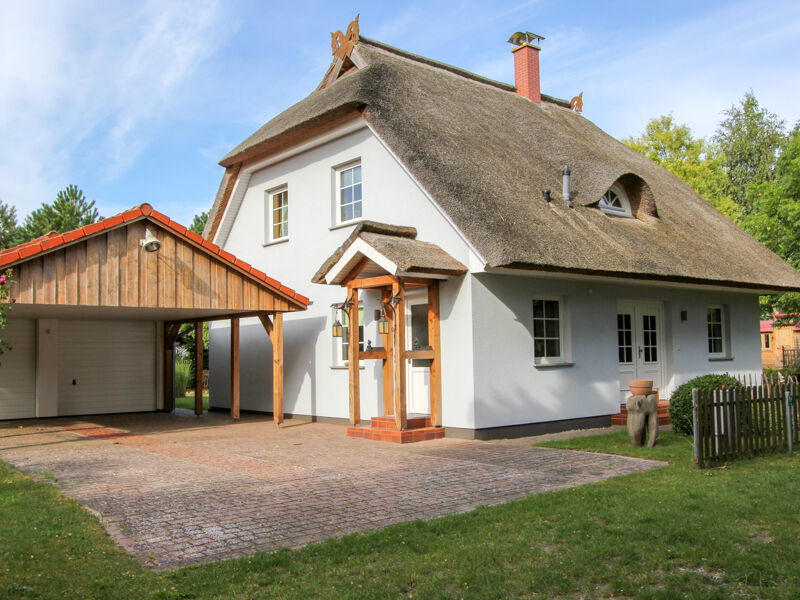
{"left": 669, "top": 374, "right": 742, "bottom": 434}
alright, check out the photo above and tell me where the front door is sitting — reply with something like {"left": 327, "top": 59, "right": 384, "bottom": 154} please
{"left": 617, "top": 301, "right": 664, "bottom": 396}
{"left": 406, "top": 292, "right": 430, "bottom": 415}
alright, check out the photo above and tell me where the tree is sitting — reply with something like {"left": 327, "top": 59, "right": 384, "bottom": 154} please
{"left": 189, "top": 211, "right": 208, "bottom": 236}
{"left": 624, "top": 115, "right": 739, "bottom": 219}
{"left": 714, "top": 92, "right": 787, "bottom": 214}
{"left": 740, "top": 125, "right": 800, "bottom": 320}
{"left": 18, "top": 185, "right": 101, "bottom": 242}
{"left": 0, "top": 199, "right": 20, "bottom": 250}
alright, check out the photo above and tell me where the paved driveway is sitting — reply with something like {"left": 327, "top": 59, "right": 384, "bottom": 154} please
{"left": 0, "top": 412, "right": 662, "bottom": 569}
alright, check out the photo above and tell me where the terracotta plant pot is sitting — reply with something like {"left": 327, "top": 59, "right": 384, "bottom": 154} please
{"left": 629, "top": 379, "right": 653, "bottom": 396}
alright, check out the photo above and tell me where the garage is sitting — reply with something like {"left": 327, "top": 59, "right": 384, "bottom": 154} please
{"left": 0, "top": 203, "right": 308, "bottom": 421}
{"left": 57, "top": 320, "right": 157, "bottom": 416}
{"left": 0, "top": 318, "right": 36, "bottom": 420}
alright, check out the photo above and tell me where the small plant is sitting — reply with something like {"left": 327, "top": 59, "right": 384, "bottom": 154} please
{"left": 669, "top": 373, "right": 742, "bottom": 435}
{"left": 0, "top": 268, "right": 15, "bottom": 355}
{"left": 173, "top": 357, "right": 191, "bottom": 399}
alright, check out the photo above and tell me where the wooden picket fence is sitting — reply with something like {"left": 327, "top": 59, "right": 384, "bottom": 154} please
{"left": 692, "top": 378, "right": 799, "bottom": 467}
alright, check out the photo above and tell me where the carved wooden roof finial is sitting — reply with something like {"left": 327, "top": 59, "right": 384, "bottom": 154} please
{"left": 331, "top": 15, "right": 360, "bottom": 60}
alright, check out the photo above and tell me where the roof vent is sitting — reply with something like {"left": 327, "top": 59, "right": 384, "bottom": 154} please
{"left": 508, "top": 31, "right": 544, "bottom": 104}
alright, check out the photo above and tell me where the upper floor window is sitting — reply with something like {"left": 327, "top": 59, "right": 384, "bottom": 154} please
{"left": 707, "top": 304, "right": 728, "bottom": 357}
{"left": 266, "top": 187, "right": 288, "bottom": 243}
{"left": 598, "top": 185, "right": 632, "bottom": 217}
{"left": 337, "top": 163, "right": 362, "bottom": 224}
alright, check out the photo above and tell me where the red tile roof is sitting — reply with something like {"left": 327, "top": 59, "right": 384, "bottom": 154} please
{"left": 0, "top": 203, "right": 309, "bottom": 308}
{"left": 760, "top": 320, "right": 773, "bottom": 333}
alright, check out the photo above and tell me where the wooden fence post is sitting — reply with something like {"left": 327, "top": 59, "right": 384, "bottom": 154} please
{"left": 786, "top": 390, "right": 794, "bottom": 454}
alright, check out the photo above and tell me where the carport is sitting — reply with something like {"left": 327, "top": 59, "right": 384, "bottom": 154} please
{"left": 0, "top": 203, "right": 308, "bottom": 422}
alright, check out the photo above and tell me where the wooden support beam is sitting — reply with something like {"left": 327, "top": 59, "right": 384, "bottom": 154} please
{"left": 163, "top": 322, "right": 180, "bottom": 412}
{"left": 428, "top": 280, "right": 442, "bottom": 427}
{"left": 347, "top": 287, "right": 361, "bottom": 424}
{"left": 346, "top": 274, "right": 397, "bottom": 289}
{"left": 391, "top": 280, "right": 407, "bottom": 430}
{"left": 270, "top": 312, "right": 284, "bottom": 425}
{"left": 403, "top": 349, "right": 434, "bottom": 360}
{"left": 194, "top": 321, "right": 204, "bottom": 416}
{"left": 230, "top": 316, "right": 240, "bottom": 419}
{"left": 381, "top": 288, "right": 394, "bottom": 417}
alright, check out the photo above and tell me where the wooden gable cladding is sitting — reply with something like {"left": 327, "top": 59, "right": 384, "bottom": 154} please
{"left": 10, "top": 220, "right": 295, "bottom": 312}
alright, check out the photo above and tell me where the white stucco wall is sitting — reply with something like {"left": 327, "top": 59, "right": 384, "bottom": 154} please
{"left": 470, "top": 273, "right": 762, "bottom": 429}
{"left": 209, "top": 123, "right": 478, "bottom": 427}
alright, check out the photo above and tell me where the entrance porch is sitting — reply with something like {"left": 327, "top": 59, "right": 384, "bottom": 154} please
{"left": 312, "top": 221, "right": 467, "bottom": 442}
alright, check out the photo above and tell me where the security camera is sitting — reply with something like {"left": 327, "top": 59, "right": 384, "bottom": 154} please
{"left": 140, "top": 228, "right": 162, "bottom": 253}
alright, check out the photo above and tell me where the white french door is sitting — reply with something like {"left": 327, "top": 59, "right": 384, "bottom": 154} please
{"left": 617, "top": 301, "right": 664, "bottom": 396}
{"left": 405, "top": 291, "right": 430, "bottom": 415}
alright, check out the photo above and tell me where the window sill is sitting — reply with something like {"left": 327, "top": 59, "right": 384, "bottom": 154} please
{"left": 329, "top": 219, "right": 364, "bottom": 232}
{"left": 262, "top": 237, "right": 290, "bottom": 247}
{"left": 708, "top": 356, "right": 734, "bottom": 362}
{"left": 534, "top": 361, "right": 575, "bottom": 369}
{"left": 330, "top": 365, "right": 366, "bottom": 370}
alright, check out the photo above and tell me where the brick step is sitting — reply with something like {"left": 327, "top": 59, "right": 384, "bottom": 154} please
{"left": 370, "top": 415, "right": 431, "bottom": 430}
{"left": 611, "top": 414, "right": 671, "bottom": 426}
{"left": 347, "top": 425, "right": 445, "bottom": 443}
{"left": 612, "top": 401, "right": 671, "bottom": 426}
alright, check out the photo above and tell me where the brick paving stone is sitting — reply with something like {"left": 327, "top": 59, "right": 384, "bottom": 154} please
{"left": 0, "top": 412, "right": 663, "bottom": 570}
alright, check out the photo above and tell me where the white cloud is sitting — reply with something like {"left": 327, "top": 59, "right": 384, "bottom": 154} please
{"left": 0, "top": 0, "right": 232, "bottom": 216}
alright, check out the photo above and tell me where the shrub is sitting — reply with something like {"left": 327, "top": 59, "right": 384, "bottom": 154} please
{"left": 173, "top": 357, "right": 191, "bottom": 399}
{"left": 669, "top": 373, "right": 742, "bottom": 435}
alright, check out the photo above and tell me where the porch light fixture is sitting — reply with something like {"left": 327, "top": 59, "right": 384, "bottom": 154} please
{"left": 331, "top": 319, "right": 344, "bottom": 338}
{"left": 331, "top": 298, "right": 354, "bottom": 338}
{"left": 140, "top": 228, "right": 162, "bottom": 253}
{"left": 377, "top": 313, "right": 390, "bottom": 335}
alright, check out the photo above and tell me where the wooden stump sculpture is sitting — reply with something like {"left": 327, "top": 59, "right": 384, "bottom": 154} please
{"left": 627, "top": 394, "right": 659, "bottom": 447}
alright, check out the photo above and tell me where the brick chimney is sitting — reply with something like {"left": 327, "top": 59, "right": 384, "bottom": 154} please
{"left": 508, "top": 32, "right": 545, "bottom": 104}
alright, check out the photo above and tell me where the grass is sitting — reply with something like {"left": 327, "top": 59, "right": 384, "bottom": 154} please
{"left": 174, "top": 394, "right": 210, "bottom": 411}
{"left": 1, "top": 431, "right": 799, "bottom": 599}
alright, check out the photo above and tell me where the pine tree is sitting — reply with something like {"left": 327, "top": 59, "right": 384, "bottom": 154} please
{"left": 0, "top": 199, "right": 20, "bottom": 250}
{"left": 19, "top": 185, "right": 101, "bottom": 242}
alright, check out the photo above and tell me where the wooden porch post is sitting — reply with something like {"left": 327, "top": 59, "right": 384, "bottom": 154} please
{"left": 348, "top": 287, "right": 361, "bottom": 425}
{"left": 428, "top": 281, "right": 442, "bottom": 427}
{"left": 230, "top": 316, "right": 240, "bottom": 419}
{"left": 163, "top": 323, "right": 180, "bottom": 412}
{"left": 391, "top": 280, "right": 407, "bottom": 430}
{"left": 271, "top": 312, "right": 284, "bottom": 424}
{"left": 381, "top": 288, "right": 394, "bottom": 416}
{"left": 194, "top": 321, "right": 204, "bottom": 416}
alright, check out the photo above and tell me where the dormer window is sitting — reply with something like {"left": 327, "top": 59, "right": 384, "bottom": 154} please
{"left": 598, "top": 185, "right": 632, "bottom": 217}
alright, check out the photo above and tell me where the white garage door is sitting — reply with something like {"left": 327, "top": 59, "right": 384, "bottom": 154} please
{"left": 0, "top": 319, "right": 36, "bottom": 420}
{"left": 58, "top": 320, "right": 156, "bottom": 416}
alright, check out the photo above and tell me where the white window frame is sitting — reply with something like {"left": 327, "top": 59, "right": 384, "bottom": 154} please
{"left": 333, "top": 160, "right": 363, "bottom": 227}
{"left": 532, "top": 296, "right": 571, "bottom": 366}
{"left": 331, "top": 303, "right": 364, "bottom": 368}
{"left": 598, "top": 184, "right": 633, "bottom": 217}
{"left": 265, "top": 186, "right": 289, "bottom": 244}
{"left": 707, "top": 304, "right": 729, "bottom": 359}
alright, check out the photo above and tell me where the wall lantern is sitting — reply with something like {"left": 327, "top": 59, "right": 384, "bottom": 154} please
{"left": 139, "top": 228, "right": 162, "bottom": 253}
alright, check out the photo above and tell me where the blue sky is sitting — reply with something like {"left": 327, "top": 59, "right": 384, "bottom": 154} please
{"left": 1, "top": 0, "right": 798, "bottom": 227}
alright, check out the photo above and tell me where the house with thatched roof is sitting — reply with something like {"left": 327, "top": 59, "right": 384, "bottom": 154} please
{"left": 203, "top": 18, "right": 800, "bottom": 440}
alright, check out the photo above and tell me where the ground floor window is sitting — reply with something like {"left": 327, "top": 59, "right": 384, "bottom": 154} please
{"left": 532, "top": 298, "right": 567, "bottom": 364}
{"left": 332, "top": 304, "right": 363, "bottom": 367}
{"left": 707, "top": 304, "right": 728, "bottom": 357}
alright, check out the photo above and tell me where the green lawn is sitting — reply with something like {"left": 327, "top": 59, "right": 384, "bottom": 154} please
{"left": 174, "top": 394, "right": 210, "bottom": 411}
{"left": 2, "top": 431, "right": 799, "bottom": 599}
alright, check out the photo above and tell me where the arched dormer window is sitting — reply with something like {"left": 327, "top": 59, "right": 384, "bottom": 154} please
{"left": 598, "top": 184, "right": 632, "bottom": 217}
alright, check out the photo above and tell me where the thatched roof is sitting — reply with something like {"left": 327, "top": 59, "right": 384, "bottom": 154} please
{"left": 312, "top": 221, "right": 467, "bottom": 284}
{"left": 210, "top": 36, "right": 800, "bottom": 292}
